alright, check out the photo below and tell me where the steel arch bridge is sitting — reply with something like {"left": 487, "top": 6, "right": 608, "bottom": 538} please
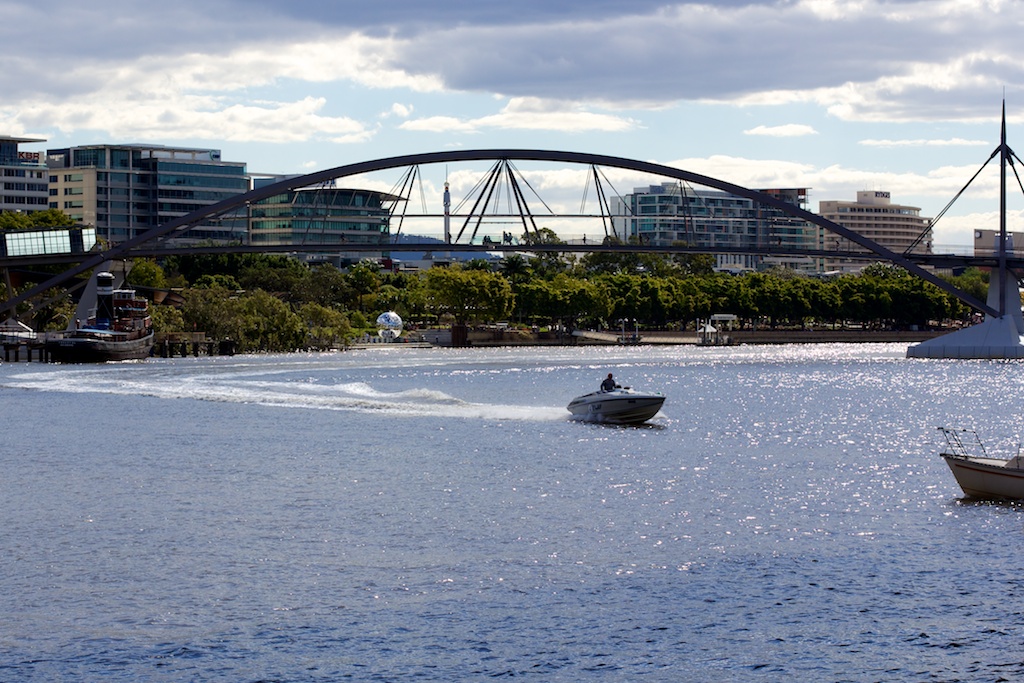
{"left": 0, "top": 149, "right": 997, "bottom": 317}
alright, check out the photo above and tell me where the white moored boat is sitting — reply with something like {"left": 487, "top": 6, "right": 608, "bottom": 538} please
{"left": 938, "top": 427, "right": 1024, "bottom": 500}
{"left": 567, "top": 387, "right": 665, "bottom": 425}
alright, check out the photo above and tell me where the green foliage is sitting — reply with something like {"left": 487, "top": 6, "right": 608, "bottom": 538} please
{"left": 162, "top": 252, "right": 307, "bottom": 290}
{"left": 300, "top": 263, "right": 352, "bottom": 307}
{"left": 238, "top": 257, "right": 309, "bottom": 294}
{"left": 521, "top": 227, "right": 569, "bottom": 276}
{"left": 349, "top": 310, "right": 368, "bottom": 329}
{"left": 580, "top": 236, "right": 637, "bottom": 275}
{"left": 180, "top": 286, "right": 304, "bottom": 352}
{"left": 0, "top": 208, "right": 77, "bottom": 230}
{"left": 298, "top": 302, "right": 352, "bottom": 350}
{"left": 126, "top": 259, "right": 167, "bottom": 289}
{"left": 194, "top": 273, "right": 241, "bottom": 290}
{"left": 425, "top": 265, "right": 514, "bottom": 324}
{"left": 31, "top": 288, "right": 76, "bottom": 332}
{"left": 947, "top": 267, "right": 988, "bottom": 303}
{"left": 499, "top": 254, "right": 532, "bottom": 284}
{"left": 463, "top": 258, "right": 494, "bottom": 271}
{"left": 79, "top": 228, "right": 986, "bottom": 354}
{"left": 150, "top": 304, "right": 186, "bottom": 335}
{"left": 347, "top": 260, "right": 381, "bottom": 311}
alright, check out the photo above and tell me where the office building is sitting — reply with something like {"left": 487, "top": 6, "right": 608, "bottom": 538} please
{"left": 47, "top": 144, "right": 249, "bottom": 244}
{"left": 1, "top": 136, "right": 49, "bottom": 215}
{"left": 612, "top": 182, "right": 816, "bottom": 272}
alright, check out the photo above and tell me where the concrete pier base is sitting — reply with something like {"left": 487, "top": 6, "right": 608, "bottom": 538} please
{"left": 908, "top": 268, "right": 1024, "bottom": 359}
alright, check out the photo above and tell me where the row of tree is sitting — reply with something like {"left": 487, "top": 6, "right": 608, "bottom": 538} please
{"left": 132, "top": 252, "right": 985, "bottom": 351}
{"left": 1, "top": 212, "right": 991, "bottom": 353}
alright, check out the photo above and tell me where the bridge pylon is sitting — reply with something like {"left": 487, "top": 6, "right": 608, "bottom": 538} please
{"left": 908, "top": 102, "right": 1024, "bottom": 359}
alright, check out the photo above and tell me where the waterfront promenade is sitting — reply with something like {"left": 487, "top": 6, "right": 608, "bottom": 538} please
{"left": 460, "top": 327, "right": 946, "bottom": 347}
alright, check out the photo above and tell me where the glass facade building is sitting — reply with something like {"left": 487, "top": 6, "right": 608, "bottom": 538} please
{"left": 613, "top": 183, "right": 817, "bottom": 272}
{"left": 46, "top": 144, "right": 249, "bottom": 244}
{"left": 250, "top": 179, "right": 398, "bottom": 266}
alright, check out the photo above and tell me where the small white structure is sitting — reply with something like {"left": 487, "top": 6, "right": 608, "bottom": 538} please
{"left": 0, "top": 318, "right": 35, "bottom": 343}
{"left": 376, "top": 311, "right": 403, "bottom": 342}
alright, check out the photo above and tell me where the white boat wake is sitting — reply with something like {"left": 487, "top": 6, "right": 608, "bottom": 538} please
{"left": 3, "top": 367, "right": 564, "bottom": 421}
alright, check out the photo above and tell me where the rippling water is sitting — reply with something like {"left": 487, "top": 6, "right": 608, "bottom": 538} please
{"left": 2, "top": 343, "right": 1024, "bottom": 681}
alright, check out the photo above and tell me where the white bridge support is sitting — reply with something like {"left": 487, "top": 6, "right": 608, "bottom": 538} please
{"left": 907, "top": 267, "right": 1024, "bottom": 359}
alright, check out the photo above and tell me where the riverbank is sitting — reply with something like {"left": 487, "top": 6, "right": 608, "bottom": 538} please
{"left": 453, "top": 327, "right": 949, "bottom": 347}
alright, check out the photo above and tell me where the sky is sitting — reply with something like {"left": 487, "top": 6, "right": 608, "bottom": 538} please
{"left": 3, "top": 0, "right": 1024, "bottom": 248}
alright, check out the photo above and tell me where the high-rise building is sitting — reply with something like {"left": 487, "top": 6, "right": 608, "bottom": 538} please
{"left": 46, "top": 144, "right": 249, "bottom": 244}
{"left": 249, "top": 178, "right": 398, "bottom": 267}
{"left": 612, "top": 182, "right": 816, "bottom": 272}
{"left": 818, "top": 191, "right": 932, "bottom": 272}
{"left": 1, "top": 136, "right": 49, "bottom": 215}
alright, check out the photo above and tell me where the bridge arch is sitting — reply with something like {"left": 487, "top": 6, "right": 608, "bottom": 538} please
{"left": 2, "top": 149, "right": 996, "bottom": 317}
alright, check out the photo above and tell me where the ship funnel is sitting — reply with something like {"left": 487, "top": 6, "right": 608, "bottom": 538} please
{"left": 95, "top": 271, "right": 115, "bottom": 329}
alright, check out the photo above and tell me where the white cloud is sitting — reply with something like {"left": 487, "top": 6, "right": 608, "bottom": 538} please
{"left": 385, "top": 103, "right": 414, "bottom": 118}
{"left": 744, "top": 124, "right": 818, "bottom": 137}
{"left": 400, "top": 97, "right": 637, "bottom": 134}
{"left": 9, "top": 94, "right": 371, "bottom": 144}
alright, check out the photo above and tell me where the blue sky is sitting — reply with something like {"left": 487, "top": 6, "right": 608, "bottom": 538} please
{"left": 2, "top": 0, "right": 1023, "bottom": 247}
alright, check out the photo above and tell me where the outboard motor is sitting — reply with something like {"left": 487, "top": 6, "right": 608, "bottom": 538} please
{"left": 94, "top": 271, "right": 115, "bottom": 329}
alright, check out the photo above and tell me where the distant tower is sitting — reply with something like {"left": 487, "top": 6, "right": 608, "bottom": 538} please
{"left": 443, "top": 180, "right": 451, "bottom": 245}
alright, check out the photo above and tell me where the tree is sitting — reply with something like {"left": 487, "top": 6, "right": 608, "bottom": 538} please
{"left": 238, "top": 256, "right": 309, "bottom": 295}
{"left": 580, "top": 236, "right": 639, "bottom": 275}
{"left": 463, "top": 258, "right": 494, "bottom": 271}
{"left": 125, "top": 259, "right": 167, "bottom": 289}
{"left": 300, "top": 263, "right": 351, "bottom": 308}
{"left": 521, "top": 227, "right": 568, "bottom": 276}
{"left": 547, "top": 274, "right": 611, "bottom": 328}
{"left": 671, "top": 245, "right": 716, "bottom": 276}
{"left": 425, "top": 266, "right": 513, "bottom": 324}
{"left": 347, "top": 260, "right": 381, "bottom": 312}
{"left": 499, "top": 254, "right": 532, "bottom": 284}
{"left": 194, "top": 274, "right": 240, "bottom": 290}
{"left": 228, "top": 290, "right": 306, "bottom": 352}
{"left": 0, "top": 208, "right": 76, "bottom": 230}
{"left": 298, "top": 302, "right": 352, "bottom": 350}
{"left": 182, "top": 288, "right": 306, "bottom": 352}
{"left": 150, "top": 304, "right": 186, "bottom": 335}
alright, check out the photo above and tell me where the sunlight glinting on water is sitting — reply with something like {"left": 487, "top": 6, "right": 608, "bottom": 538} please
{"left": 6, "top": 343, "right": 1024, "bottom": 680}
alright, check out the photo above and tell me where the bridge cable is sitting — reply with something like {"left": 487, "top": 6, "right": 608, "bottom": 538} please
{"left": 385, "top": 165, "right": 419, "bottom": 240}
{"left": 592, "top": 165, "right": 636, "bottom": 241}
{"left": 504, "top": 161, "right": 555, "bottom": 215}
{"left": 592, "top": 166, "right": 612, "bottom": 239}
{"left": 453, "top": 160, "right": 502, "bottom": 243}
{"left": 467, "top": 161, "right": 506, "bottom": 244}
{"left": 904, "top": 146, "right": 999, "bottom": 255}
{"left": 506, "top": 164, "right": 540, "bottom": 240}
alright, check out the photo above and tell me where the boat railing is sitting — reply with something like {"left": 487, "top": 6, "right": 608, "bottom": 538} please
{"left": 938, "top": 427, "right": 989, "bottom": 459}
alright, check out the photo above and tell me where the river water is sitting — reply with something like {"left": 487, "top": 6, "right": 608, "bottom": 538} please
{"left": 1, "top": 343, "right": 1023, "bottom": 682}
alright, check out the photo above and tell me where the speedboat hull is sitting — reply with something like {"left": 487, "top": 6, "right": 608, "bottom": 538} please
{"left": 567, "top": 389, "right": 665, "bottom": 424}
{"left": 941, "top": 453, "right": 1024, "bottom": 500}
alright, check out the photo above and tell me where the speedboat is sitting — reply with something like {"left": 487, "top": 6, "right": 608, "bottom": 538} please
{"left": 938, "top": 427, "right": 1024, "bottom": 500}
{"left": 567, "top": 387, "right": 665, "bottom": 424}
